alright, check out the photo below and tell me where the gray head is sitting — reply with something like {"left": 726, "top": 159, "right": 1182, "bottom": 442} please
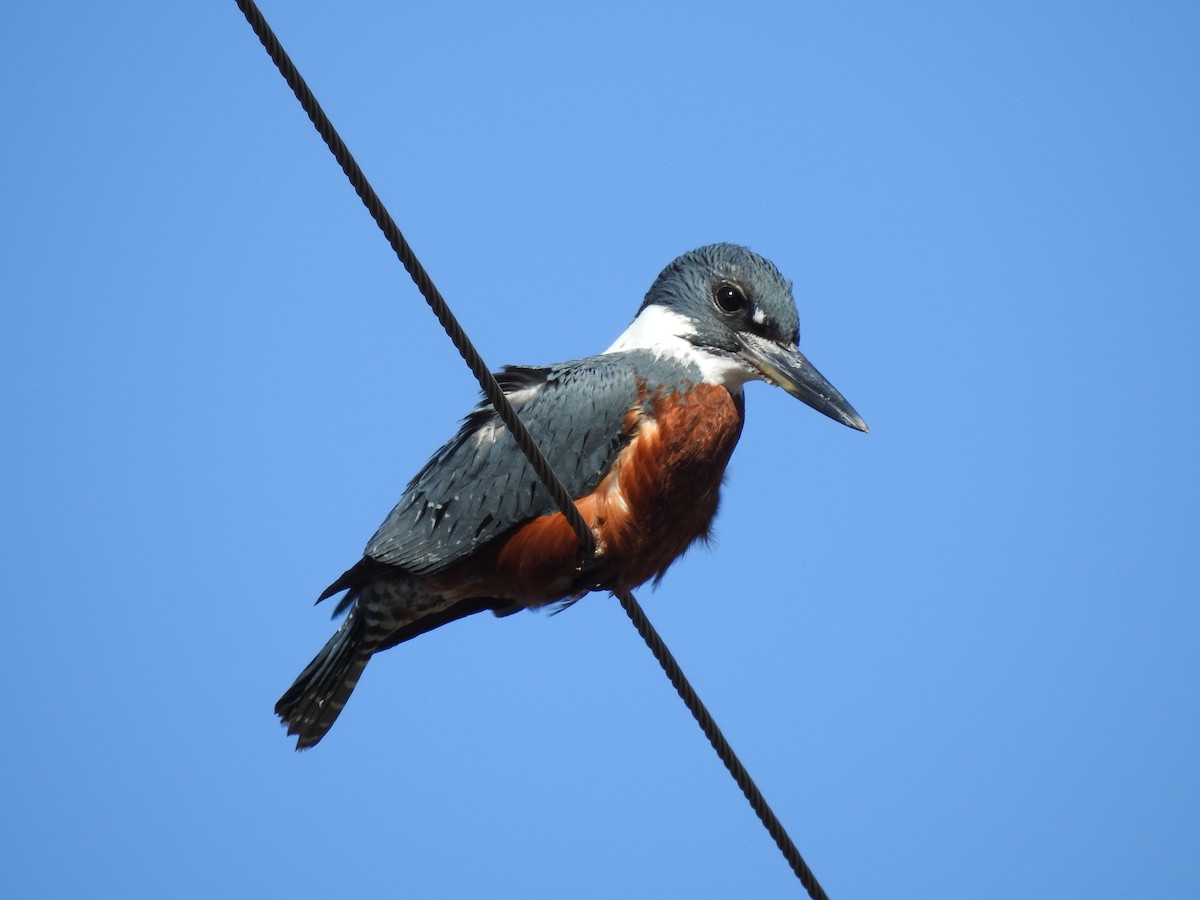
{"left": 611, "top": 243, "right": 867, "bottom": 432}
{"left": 642, "top": 243, "right": 800, "bottom": 350}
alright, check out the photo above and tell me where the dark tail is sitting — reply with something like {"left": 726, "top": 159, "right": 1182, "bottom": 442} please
{"left": 276, "top": 608, "right": 371, "bottom": 750}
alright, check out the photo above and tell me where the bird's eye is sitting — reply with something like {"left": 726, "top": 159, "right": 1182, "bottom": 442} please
{"left": 714, "top": 283, "right": 747, "bottom": 314}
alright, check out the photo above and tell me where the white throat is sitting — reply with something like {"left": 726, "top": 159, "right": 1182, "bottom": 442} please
{"left": 603, "top": 304, "right": 759, "bottom": 389}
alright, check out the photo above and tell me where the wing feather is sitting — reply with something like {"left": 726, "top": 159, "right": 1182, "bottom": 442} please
{"left": 364, "top": 355, "right": 643, "bottom": 575}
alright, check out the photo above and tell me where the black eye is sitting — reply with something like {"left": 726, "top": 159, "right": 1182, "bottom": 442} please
{"left": 714, "top": 283, "right": 747, "bottom": 314}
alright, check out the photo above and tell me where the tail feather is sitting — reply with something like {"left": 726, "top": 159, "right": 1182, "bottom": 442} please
{"left": 276, "top": 608, "right": 371, "bottom": 750}
{"left": 277, "top": 566, "right": 511, "bottom": 749}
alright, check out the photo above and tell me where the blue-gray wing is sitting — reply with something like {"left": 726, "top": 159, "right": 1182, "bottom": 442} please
{"left": 363, "top": 356, "right": 644, "bottom": 575}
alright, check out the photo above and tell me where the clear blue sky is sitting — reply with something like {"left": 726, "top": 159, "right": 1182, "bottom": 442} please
{"left": 3, "top": 3, "right": 1197, "bottom": 897}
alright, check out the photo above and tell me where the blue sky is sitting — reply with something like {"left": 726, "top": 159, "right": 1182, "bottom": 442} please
{"left": 3, "top": 2, "right": 1197, "bottom": 897}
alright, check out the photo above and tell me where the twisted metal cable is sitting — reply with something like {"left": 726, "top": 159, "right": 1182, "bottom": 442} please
{"left": 234, "top": 3, "right": 829, "bottom": 897}
{"left": 615, "top": 588, "right": 829, "bottom": 899}
{"left": 233, "top": 0, "right": 595, "bottom": 560}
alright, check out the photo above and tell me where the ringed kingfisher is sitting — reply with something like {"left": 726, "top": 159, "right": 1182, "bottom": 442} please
{"left": 277, "top": 243, "right": 867, "bottom": 749}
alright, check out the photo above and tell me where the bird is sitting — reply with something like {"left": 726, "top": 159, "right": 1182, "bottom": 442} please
{"left": 276, "top": 243, "right": 867, "bottom": 749}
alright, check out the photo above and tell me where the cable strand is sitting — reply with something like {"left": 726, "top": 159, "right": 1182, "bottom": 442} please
{"left": 233, "top": 3, "right": 829, "bottom": 897}
{"left": 614, "top": 589, "right": 829, "bottom": 899}
{"left": 234, "top": 0, "right": 594, "bottom": 559}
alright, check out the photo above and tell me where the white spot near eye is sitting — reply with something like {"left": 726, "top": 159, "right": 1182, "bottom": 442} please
{"left": 752, "top": 307, "right": 767, "bottom": 325}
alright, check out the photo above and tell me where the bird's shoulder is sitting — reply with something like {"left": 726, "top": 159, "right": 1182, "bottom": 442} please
{"left": 362, "top": 349, "right": 697, "bottom": 576}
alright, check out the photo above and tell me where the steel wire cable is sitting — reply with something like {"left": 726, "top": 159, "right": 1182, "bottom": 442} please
{"left": 233, "top": 3, "right": 829, "bottom": 897}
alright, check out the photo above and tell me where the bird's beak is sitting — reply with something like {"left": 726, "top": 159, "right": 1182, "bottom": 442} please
{"left": 737, "top": 333, "right": 869, "bottom": 433}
